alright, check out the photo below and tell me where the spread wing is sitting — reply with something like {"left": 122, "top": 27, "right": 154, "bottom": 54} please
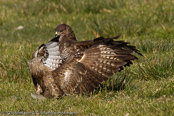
{"left": 42, "top": 37, "right": 64, "bottom": 70}
{"left": 30, "top": 37, "right": 64, "bottom": 92}
{"left": 52, "top": 35, "right": 142, "bottom": 95}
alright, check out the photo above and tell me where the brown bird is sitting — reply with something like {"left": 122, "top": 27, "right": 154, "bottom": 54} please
{"left": 29, "top": 24, "right": 142, "bottom": 99}
{"left": 54, "top": 24, "right": 106, "bottom": 60}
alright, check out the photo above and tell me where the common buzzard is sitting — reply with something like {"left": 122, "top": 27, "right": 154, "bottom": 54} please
{"left": 29, "top": 24, "right": 142, "bottom": 99}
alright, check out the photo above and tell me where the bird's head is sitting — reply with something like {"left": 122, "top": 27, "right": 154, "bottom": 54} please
{"left": 55, "top": 24, "right": 73, "bottom": 38}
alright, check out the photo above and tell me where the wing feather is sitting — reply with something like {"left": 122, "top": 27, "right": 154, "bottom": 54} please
{"left": 42, "top": 37, "right": 64, "bottom": 70}
{"left": 52, "top": 36, "right": 141, "bottom": 95}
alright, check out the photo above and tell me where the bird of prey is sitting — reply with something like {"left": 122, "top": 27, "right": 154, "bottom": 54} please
{"left": 29, "top": 24, "right": 142, "bottom": 99}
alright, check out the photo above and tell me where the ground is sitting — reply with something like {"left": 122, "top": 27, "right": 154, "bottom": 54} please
{"left": 0, "top": 0, "right": 174, "bottom": 115}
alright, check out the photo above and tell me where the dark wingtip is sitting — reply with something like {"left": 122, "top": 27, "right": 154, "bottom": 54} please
{"left": 113, "top": 34, "right": 121, "bottom": 39}
{"left": 129, "top": 46, "right": 143, "bottom": 56}
{"left": 93, "top": 37, "right": 105, "bottom": 42}
{"left": 38, "top": 44, "right": 45, "bottom": 50}
{"left": 137, "top": 52, "right": 143, "bottom": 56}
{"left": 49, "top": 36, "right": 60, "bottom": 43}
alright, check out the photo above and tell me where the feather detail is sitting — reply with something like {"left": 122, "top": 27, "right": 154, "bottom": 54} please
{"left": 42, "top": 37, "right": 64, "bottom": 70}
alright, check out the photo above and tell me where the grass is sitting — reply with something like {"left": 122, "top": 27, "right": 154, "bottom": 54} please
{"left": 0, "top": 0, "right": 174, "bottom": 115}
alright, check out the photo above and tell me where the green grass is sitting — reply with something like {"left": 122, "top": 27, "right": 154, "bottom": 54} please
{"left": 0, "top": 0, "right": 174, "bottom": 115}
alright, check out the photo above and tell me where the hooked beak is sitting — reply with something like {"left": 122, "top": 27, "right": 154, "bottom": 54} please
{"left": 55, "top": 31, "right": 61, "bottom": 37}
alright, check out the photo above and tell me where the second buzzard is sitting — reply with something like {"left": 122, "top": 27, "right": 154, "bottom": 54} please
{"left": 29, "top": 24, "right": 142, "bottom": 99}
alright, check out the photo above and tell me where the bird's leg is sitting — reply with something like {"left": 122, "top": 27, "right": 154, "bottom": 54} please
{"left": 31, "top": 84, "right": 46, "bottom": 100}
{"left": 35, "top": 83, "right": 43, "bottom": 94}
